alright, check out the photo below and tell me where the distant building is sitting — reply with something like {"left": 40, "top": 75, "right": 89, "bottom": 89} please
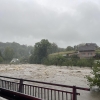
{"left": 10, "top": 58, "right": 20, "bottom": 64}
{"left": 78, "top": 43, "right": 97, "bottom": 58}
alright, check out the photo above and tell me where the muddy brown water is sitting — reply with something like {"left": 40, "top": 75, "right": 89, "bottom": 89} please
{"left": 77, "top": 90, "right": 100, "bottom": 100}
{"left": 0, "top": 64, "right": 100, "bottom": 100}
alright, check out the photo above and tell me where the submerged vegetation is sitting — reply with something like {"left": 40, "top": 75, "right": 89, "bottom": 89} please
{"left": 42, "top": 55, "right": 94, "bottom": 67}
{"left": 86, "top": 61, "right": 100, "bottom": 89}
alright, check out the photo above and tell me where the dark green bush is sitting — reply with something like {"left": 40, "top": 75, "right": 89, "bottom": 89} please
{"left": 42, "top": 55, "right": 94, "bottom": 67}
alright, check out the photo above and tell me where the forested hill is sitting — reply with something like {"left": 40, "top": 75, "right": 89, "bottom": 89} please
{"left": 0, "top": 40, "right": 66, "bottom": 63}
{"left": 0, "top": 42, "right": 34, "bottom": 59}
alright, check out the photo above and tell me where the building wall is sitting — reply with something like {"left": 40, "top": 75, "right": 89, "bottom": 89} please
{"left": 78, "top": 51, "right": 96, "bottom": 58}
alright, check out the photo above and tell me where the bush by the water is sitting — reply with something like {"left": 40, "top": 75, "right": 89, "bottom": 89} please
{"left": 86, "top": 61, "right": 100, "bottom": 89}
{"left": 42, "top": 55, "right": 94, "bottom": 67}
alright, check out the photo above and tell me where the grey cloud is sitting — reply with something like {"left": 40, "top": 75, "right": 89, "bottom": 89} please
{"left": 0, "top": 0, "right": 100, "bottom": 47}
{"left": 75, "top": 2, "right": 100, "bottom": 42}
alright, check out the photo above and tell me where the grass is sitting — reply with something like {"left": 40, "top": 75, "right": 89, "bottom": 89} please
{"left": 49, "top": 50, "right": 76, "bottom": 57}
{"left": 96, "top": 50, "right": 100, "bottom": 54}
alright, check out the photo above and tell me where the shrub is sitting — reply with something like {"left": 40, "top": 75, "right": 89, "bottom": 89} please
{"left": 86, "top": 61, "right": 100, "bottom": 89}
{"left": 0, "top": 56, "right": 3, "bottom": 63}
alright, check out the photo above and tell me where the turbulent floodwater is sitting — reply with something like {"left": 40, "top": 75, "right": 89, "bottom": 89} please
{"left": 0, "top": 64, "right": 100, "bottom": 100}
{"left": 78, "top": 90, "right": 100, "bottom": 100}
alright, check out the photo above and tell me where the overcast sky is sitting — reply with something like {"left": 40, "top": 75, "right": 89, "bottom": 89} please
{"left": 0, "top": 0, "right": 100, "bottom": 48}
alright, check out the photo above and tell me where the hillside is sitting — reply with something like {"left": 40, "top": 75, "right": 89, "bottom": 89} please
{"left": 49, "top": 50, "right": 76, "bottom": 57}
{"left": 49, "top": 49, "right": 100, "bottom": 57}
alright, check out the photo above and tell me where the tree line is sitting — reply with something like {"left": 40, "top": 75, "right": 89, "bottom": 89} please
{"left": 0, "top": 40, "right": 66, "bottom": 63}
{"left": 0, "top": 39, "right": 100, "bottom": 65}
{"left": 29, "top": 39, "right": 95, "bottom": 67}
{"left": 0, "top": 42, "right": 34, "bottom": 63}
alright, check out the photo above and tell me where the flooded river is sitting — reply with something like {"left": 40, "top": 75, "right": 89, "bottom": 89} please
{"left": 77, "top": 89, "right": 100, "bottom": 100}
{"left": 0, "top": 64, "right": 100, "bottom": 100}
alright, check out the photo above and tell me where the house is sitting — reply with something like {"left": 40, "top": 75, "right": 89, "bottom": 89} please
{"left": 78, "top": 43, "right": 97, "bottom": 58}
{"left": 10, "top": 58, "right": 20, "bottom": 64}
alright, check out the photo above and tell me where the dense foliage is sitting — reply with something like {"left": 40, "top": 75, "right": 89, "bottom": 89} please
{"left": 0, "top": 42, "right": 34, "bottom": 63}
{"left": 0, "top": 51, "right": 3, "bottom": 63}
{"left": 66, "top": 46, "right": 74, "bottom": 51}
{"left": 93, "top": 53, "right": 100, "bottom": 59}
{"left": 42, "top": 55, "right": 94, "bottom": 67}
{"left": 29, "top": 39, "right": 66, "bottom": 64}
{"left": 29, "top": 39, "right": 51, "bottom": 64}
{"left": 0, "top": 41, "right": 66, "bottom": 63}
{"left": 86, "top": 61, "right": 100, "bottom": 89}
{"left": 4, "top": 47, "right": 14, "bottom": 61}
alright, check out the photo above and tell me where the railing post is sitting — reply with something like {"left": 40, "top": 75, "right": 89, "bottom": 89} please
{"left": 2, "top": 80, "right": 3, "bottom": 88}
{"left": 18, "top": 79, "right": 24, "bottom": 93}
{"left": 73, "top": 86, "right": 77, "bottom": 100}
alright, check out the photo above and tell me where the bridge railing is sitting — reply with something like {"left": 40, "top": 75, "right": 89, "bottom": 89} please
{"left": 0, "top": 76, "right": 90, "bottom": 100}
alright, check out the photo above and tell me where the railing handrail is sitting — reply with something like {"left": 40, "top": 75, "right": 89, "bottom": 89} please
{"left": 0, "top": 75, "right": 90, "bottom": 91}
{"left": 0, "top": 75, "right": 73, "bottom": 88}
{"left": 0, "top": 75, "right": 20, "bottom": 80}
{"left": 0, "top": 75, "right": 90, "bottom": 100}
{"left": 76, "top": 86, "right": 90, "bottom": 91}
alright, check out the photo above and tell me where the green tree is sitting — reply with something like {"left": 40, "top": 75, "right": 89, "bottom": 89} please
{"left": 48, "top": 43, "right": 58, "bottom": 53}
{"left": 4, "top": 47, "right": 14, "bottom": 61}
{"left": 0, "top": 56, "right": 3, "bottom": 63}
{"left": 66, "top": 46, "right": 74, "bottom": 51}
{"left": 74, "top": 45, "right": 78, "bottom": 51}
{"left": 86, "top": 61, "right": 100, "bottom": 89}
{"left": 29, "top": 39, "right": 51, "bottom": 64}
{"left": 0, "top": 51, "right": 2, "bottom": 57}
{"left": 55, "top": 55, "right": 66, "bottom": 66}
{"left": 0, "top": 42, "right": 33, "bottom": 59}
{"left": 0, "top": 51, "right": 3, "bottom": 63}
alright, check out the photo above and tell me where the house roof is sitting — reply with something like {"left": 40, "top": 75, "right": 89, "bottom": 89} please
{"left": 78, "top": 43, "right": 97, "bottom": 51}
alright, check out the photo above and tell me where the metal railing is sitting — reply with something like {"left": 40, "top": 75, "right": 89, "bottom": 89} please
{"left": 0, "top": 76, "right": 90, "bottom": 100}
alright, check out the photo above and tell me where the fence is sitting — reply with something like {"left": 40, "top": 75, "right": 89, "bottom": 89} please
{"left": 0, "top": 76, "right": 90, "bottom": 100}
